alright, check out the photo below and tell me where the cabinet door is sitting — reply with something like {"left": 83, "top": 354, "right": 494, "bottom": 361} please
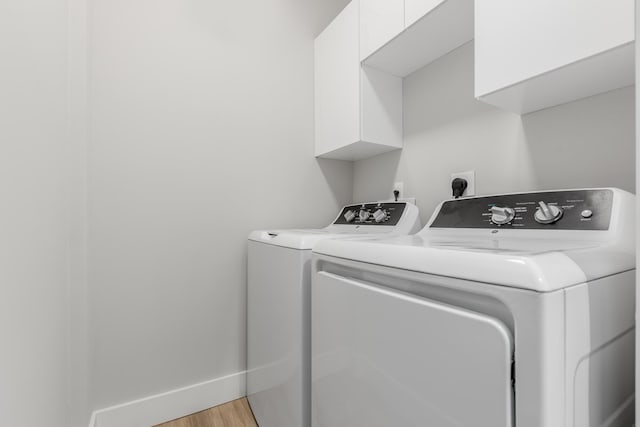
{"left": 475, "top": 0, "right": 634, "bottom": 100}
{"left": 404, "top": 0, "right": 444, "bottom": 28}
{"left": 314, "top": 1, "right": 360, "bottom": 156}
{"left": 359, "top": 0, "right": 404, "bottom": 60}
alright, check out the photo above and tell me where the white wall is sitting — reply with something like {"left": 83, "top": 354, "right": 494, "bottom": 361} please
{"left": 0, "top": 0, "right": 84, "bottom": 426}
{"left": 88, "top": 0, "right": 352, "bottom": 410}
{"left": 68, "top": 0, "right": 91, "bottom": 424}
{"left": 354, "top": 42, "right": 636, "bottom": 223}
{"left": 635, "top": 2, "right": 639, "bottom": 425}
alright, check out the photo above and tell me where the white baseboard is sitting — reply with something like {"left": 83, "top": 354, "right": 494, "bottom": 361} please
{"left": 88, "top": 371, "right": 246, "bottom": 427}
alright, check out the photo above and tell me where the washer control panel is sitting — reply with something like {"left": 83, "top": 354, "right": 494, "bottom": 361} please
{"left": 430, "top": 189, "right": 613, "bottom": 230}
{"left": 334, "top": 202, "right": 407, "bottom": 226}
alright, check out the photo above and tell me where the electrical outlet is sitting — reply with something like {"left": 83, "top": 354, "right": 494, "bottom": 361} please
{"left": 450, "top": 170, "right": 475, "bottom": 197}
{"left": 393, "top": 182, "right": 404, "bottom": 199}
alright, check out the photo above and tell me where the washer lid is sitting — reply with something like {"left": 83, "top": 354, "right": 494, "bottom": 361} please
{"left": 312, "top": 235, "right": 634, "bottom": 292}
{"left": 248, "top": 229, "right": 351, "bottom": 250}
{"left": 248, "top": 201, "right": 421, "bottom": 250}
{"left": 248, "top": 227, "right": 403, "bottom": 250}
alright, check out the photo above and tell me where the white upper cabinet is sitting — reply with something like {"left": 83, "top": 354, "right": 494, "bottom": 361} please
{"left": 359, "top": 0, "right": 404, "bottom": 61}
{"left": 475, "top": 0, "right": 635, "bottom": 114}
{"left": 315, "top": 0, "right": 402, "bottom": 161}
{"left": 362, "top": 0, "right": 474, "bottom": 77}
{"left": 315, "top": 2, "right": 360, "bottom": 157}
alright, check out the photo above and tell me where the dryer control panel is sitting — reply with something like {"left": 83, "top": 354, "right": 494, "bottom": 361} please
{"left": 430, "top": 189, "right": 613, "bottom": 230}
{"left": 334, "top": 202, "right": 407, "bottom": 226}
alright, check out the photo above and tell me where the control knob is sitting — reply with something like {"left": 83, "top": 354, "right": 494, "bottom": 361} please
{"left": 372, "top": 209, "right": 387, "bottom": 223}
{"left": 359, "top": 209, "right": 370, "bottom": 222}
{"left": 343, "top": 210, "right": 356, "bottom": 223}
{"left": 534, "top": 201, "right": 563, "bottom": 224}
{"left": 490, "top": 206, "right": 515, "bottom": 225}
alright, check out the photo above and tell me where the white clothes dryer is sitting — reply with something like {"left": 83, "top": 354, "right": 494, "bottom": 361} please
{"left": 247, "top": 201, "right": 421, "bottom": 427}
{"left": 311, "top": 188, "right": 635, "bottom": 427}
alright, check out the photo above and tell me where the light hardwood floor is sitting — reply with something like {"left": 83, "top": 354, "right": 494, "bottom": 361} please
{"left": 154, "top": 398, "right": 258, "bottom": 427}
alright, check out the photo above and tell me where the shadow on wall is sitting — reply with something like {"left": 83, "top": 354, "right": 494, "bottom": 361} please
{"left": 352, "top": 150, "right": 402, "bottom": 203}
{"left": 403, "top": 42, "right": 491, "bottom": 140}
{"left": 316, "top": 157, "right": 356, "bottom": 204}
{"left": 520, "top": 87, "right": 636, "bottom": 193}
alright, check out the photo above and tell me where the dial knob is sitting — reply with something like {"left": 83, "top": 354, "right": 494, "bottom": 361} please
{"left": 359, "top": 209, "right": 370, "bottom": 222}
{"left": 343, "top": 210, "right": 356, "bottom": 223}
{"left": 534, "top": 201, "right": 563, "bottom": 224}
{"left": 490, "top": 206, "right": 515, "bottom": 225}
{"left": 372, "top": 209, "right": 386, "bottom": 223}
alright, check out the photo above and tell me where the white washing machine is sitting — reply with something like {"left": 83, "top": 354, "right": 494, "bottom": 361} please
{"left": 311, "top": 188, "right": 635, "bottom": 427}
{"left": 247, "top": 201, "right": 421, "bottom": 427}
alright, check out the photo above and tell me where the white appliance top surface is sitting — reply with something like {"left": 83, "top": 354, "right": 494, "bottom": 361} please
{"left": 313, "top": 233, "right": 633, "bottom": 292}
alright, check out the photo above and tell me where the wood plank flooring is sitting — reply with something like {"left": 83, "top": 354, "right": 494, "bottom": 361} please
{"left": 154, "top": 398, "right": 258, "bottom": 427}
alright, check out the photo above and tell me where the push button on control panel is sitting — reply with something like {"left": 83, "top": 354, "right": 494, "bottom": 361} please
{"left": 581, "top": 210, "right": 593, "bottom": 219}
